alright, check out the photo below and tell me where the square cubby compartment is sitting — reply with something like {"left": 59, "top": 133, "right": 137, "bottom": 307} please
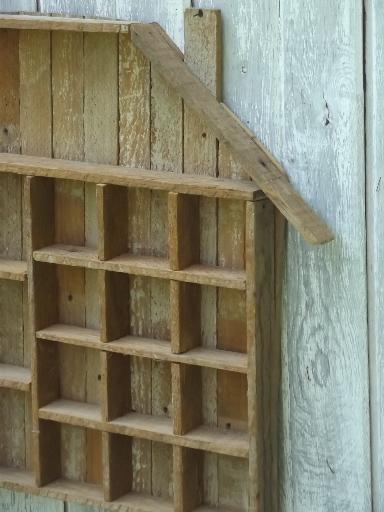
{"left": 173, "top": 448, "right": 249, "bottom": 512}
{"left": 171, "top": 283, "right": 247, "bottom": 369}
{"left": 33, "top": 263, "right": 100, "bottom": 334}
{"left": 32, "top": 177, "right": 98, "bottom": 251}
{"left": 104, "top": 434, "right": 174, "bottom": 506}
{"left": 103, "top": 352, "right": 172, "bottom": 423}
{"left": 0, "top": 389, "right": 32, "bottom": 474}
{"left": 98, "top": 185, "right": 169, "bottom": 261}
{"left": 172, "top": 364, "right": 248, "bottom": 438}
{"left": 37, "top": 420, "right": 103, "bottom": 494}
{"left": 169, "top": 193, "right": 246, "bottom": 273}
{"left": 36, "top": 340, "right": 102, "bottom": 417}
{"left": 102, "top": 272, "right": 170, "bottom": 344}
{"left": 0, "top": 279, "right": 31, "bottom": 388}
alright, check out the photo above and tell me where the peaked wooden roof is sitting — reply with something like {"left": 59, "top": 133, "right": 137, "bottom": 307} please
{"left": 0, "top": 13, "right": 334, "bottom": 244}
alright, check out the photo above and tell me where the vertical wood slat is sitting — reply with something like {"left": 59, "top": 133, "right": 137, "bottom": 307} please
{"left": 19, "top": 29, "right": 53, "bottom": 488}
{"left": 25, "top": 176, "right": 60, "bottom": 487}
{"left": 51, "top": 29, "right": 87, "bottom": 485}
{"left": 246, "top": 199, "right": 276, "bottom": 512}
{"left": 150, "top": 26, "right": 183, "bottom": 500}
{"left": 0, "top": 28, "right": 28, "bottom": 475}
{"left": 175, "top": 9, "right": 223, "bottom": 510}
{"left": 83, "top": 31, "right": 119, "bottom": 489}
{"left": 119, "top": 30, "right": 152, "bottom": 495}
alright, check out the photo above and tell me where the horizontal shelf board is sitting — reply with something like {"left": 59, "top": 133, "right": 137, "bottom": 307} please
{"left": 36, "top": 324, "right": 248, "bottom": 373}
{"left": 40, "top": 399, "right": 101, "bottom": 428}
{"left": 33, "top": 245, "right": 246, "bottom": 290}
{"left": 37, "top": 324, "right": 101, "bottom": 349}
{"left": 0, "top": 469, "right": 173, "bottom": 512}
{"left": 0, "top": 363, "right": 31, "bottom": 391}
{"left": 0, "top": 466, "right": 35, "bottom": 489}
{"left": 0, "top": 153, "right": 263, "bottom": 201}
{"left": 0, "top": 14, "right": 130, "bottom": 32}
{"left": 0, "top": 259, "right": 27, "bottom": 281}
{"left": 39, "top": 399, "right": 249, "bottom": 458}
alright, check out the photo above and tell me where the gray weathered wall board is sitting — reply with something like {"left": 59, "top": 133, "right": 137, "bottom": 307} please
{"left": 0, "top": 1, "right": 375, "bottom": 512}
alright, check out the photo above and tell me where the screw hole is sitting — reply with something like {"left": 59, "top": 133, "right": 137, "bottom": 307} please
{"left": 194, "top": 9, "right": 204, "bottom": 17}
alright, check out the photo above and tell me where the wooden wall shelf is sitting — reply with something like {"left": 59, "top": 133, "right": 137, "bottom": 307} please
{"left": 0, "top": 8, "right": 331, "bottom": 512}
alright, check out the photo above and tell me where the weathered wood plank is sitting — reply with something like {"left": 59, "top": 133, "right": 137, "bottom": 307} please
{"left": 278, "top": 2, "right": 369, "bottom": 511}
{"left": 366, "top": 1, "right": 384, "bottom": 510}
{"left": 119, "top": 29, "right": 153, "bottom": 495}
{"left": 183, "top": 11, "right": 220, "bottom": 506}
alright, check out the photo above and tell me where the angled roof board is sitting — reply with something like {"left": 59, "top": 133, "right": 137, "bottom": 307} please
{"left": 0, "top": 13, "right": 333, "bottom": 244}
{"left": 131, "top": 22, "right": 334, "bottom": 245}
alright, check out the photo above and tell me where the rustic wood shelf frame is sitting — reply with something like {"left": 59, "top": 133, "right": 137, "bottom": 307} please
{"left": 0, "top": 9, "right": 330, "bottom": 512}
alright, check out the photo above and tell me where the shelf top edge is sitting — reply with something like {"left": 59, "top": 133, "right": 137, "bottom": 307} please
{"left": 0, "top": 14, "right": 131, "bottom": 32}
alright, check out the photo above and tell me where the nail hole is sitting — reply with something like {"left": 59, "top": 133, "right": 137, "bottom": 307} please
{"left": 202, "top": 132, "right": 207, "bottom": 139}
{"left": 68, "top": 294, "right": 73, "bottom": 302}
{"left": 97, "top": 374, "right": 101, "bottom": 381}
{"left": 3, "top": 128, "right": 8, "bottom": 135}
{"left": 226, "top": 422, "right": 231, "bottom": 430}
{"left": 258, "top": 159, "right": 267, "bottom": 168}
{"left": 163, "top": 406, "right": 168, "bottom": 414}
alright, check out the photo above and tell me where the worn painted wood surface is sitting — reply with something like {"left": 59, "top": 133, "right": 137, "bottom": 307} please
{"left": 0, "top": 2, "right": 374, "bottom": 512}
{"left": 193, "top": 0, "right": 369, "bottom": 511}
{"left": 366, "top": 1, "right": 384, "bottom": 511}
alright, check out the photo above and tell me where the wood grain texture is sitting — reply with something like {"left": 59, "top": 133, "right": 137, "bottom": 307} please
{"left": 366, "top": 1, "right": 384, "bottom": 510}
{"left": 193, "top": 2, "right": 369, "bottom": 511}
{"left": 0, "top": 0, "right": 36, "bottom": 12}
{"left": 119, "top": 29, "right": 153, "bottom": 496}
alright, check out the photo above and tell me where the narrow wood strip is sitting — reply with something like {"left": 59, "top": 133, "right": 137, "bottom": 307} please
{"left": 0, "top": 153, "right": 262, "bottom": 201}
{"left": 102, "top": 432, "right": 132, "bottom": 502}
{"left": 131, "top": 23, "right": 333, "bottom": 244}
{"left": 0, "top": 14, "right": 130, "bottom": 32}
{"left": 172, "top": 364, "right": 202, "bottom": 435}
{"left": 0, "top": 259, "right": 27, "bottom": 281}
{"left": 33, "top": 244, "right": 246, "bottom": 290}
{"left": 0, "top": 363, "right": 31, "bottom": 392}
{"left": 246, "top": 200, "right": 276, "bottom": 511}
{"left": 36, "top": 324, "right": 248, "bottom": 373}
{"left": 168, "top": 192, "right": 200, "bottom": 270}
{"left": 173, "top": 446, "right": 203, "bottom": 512}
{"left": 39, "top": 399, "right": 249, "bottom": 458}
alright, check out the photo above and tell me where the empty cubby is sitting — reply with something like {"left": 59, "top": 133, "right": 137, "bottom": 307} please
{"left": 168, "top": 193, "right": 246, "bottom": 272}
{"left": 101, "top": 271, "right": 170, "bottom": 343}
{"left": 36, "top": 340, "right": 102, "bottom": 412}
{"left": 97, "top": 184, "right": 169, "bottom": 261}
{"left": 29, "top": 177, "right": 99, "bottom": 251}
{"left": 172, "top": 364, "right": 248, "bottom": 436}
{"left": 103, "top": 434, "right": 174, "bottom": 506}
{"left": 171, "top": 282, "right": 247, "bottom": 358}
{"left": 173, "top": 448, "right": 248, "bottom": 511}
{"left": 0, "top": 389, "right": 31, "bottom": 472}
{"left": 102, "top": 352, "right": 172, "bottom": 422}
{"left": 33, "top": 263, "right": 100, "bottom": 333}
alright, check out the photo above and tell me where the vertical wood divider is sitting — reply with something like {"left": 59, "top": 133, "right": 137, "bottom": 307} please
{"left": 246, "top": 199, "right": 276, "bottom": 512}
{"left": 25, "top": 175, "right": 61, "bottom": 487}
{"left": 183, "top": 9, "right": 222, "bottom": 509}
{"left": 98, "top": 185, "right": 132, "bottom": 501}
